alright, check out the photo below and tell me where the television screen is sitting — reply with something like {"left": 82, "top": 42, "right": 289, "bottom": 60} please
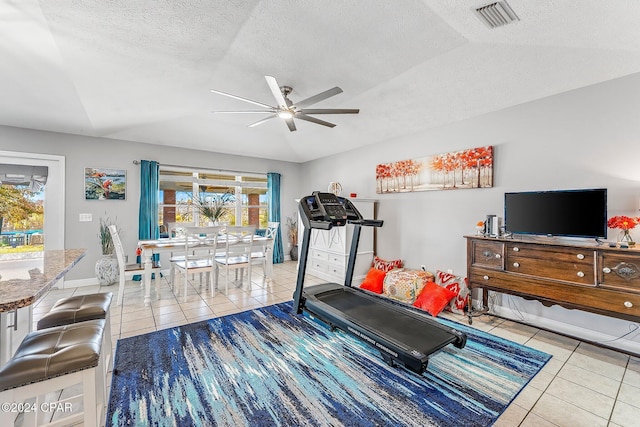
{"left": 504, "top": 188, "right": 607, "bottom": 239}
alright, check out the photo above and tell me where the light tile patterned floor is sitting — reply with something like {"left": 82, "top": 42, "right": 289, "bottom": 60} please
{"left": 32, "top": 261, "right": 640, "bottom": 427}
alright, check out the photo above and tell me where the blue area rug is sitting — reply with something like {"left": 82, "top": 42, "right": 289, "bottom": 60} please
{"left": 107, "top": 302, "right": 550, "bottom": 426}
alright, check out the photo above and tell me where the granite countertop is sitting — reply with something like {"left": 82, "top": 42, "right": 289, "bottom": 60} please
{"left": 0, "top": 249, "right": 86, "bottom": 312}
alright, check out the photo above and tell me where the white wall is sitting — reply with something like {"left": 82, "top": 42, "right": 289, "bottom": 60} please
{"left": 302, "top": 72, "right": 640, "bottom": 353}
{"left": 0, "top": 126, "right": 304, "bottom": 281}
{"left": 3, "top": 72, "right": 640, "bottom": 352}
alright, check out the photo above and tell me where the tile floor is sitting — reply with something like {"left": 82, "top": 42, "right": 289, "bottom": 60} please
{"left": 30, "top": 261, "right": 640, "bottom": 426}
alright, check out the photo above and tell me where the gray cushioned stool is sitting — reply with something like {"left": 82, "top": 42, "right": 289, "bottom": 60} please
{"left": 37, "top": 292, "right": 113, "bottom": 371}
{"left": 37, "top": 292, "right": 112, "bottom": 329}
{"left": 0, "top": 319, "right": 107, "bottom": 427}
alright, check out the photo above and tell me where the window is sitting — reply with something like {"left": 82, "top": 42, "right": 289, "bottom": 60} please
{"left": 158, "top": 166, "right": 268, "bottom": 231}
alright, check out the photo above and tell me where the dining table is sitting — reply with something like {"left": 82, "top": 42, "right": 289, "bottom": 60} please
{"left": 137, "top": 234, "right": 272, "bottom": 306}
{"left": 0, "top": 248, "right": 86, "bottom": 367}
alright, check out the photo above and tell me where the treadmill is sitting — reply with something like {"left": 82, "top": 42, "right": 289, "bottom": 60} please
{"left": 293, "top": 192, "right": 467, "bottom": 375}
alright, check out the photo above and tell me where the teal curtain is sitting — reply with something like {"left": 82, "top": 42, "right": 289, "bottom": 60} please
{"left": 267, "top": 172, "right": 284, "bottom": 264}
{"left": 136, "top": 160, "right": 160, "bottom": 279}
{"left": 139, "top": 160, "right": 160, "bottom": 241}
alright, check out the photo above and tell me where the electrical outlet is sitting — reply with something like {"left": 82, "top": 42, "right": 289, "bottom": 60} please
{"left": 79, "top": 213, "right": 92, "bottom": 222}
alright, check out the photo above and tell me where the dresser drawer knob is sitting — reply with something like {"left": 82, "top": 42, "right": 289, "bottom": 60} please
{"left": 603, "top": 267, "right": 612, "bottom": 274}
{"left": 512, "top": 247, "right": 520, "bottom": 252}
{"left": 577, "top": 254, "right": 585, "bottom": 260}
{"left": 577, "top": 271, "right": 585, "bottom": 278}
{"left": 513, "top": 262, "right": 520, "bottom": 268}
{"left": 483, "top": 275, "right": 489, "bottom": 280}
{"left": 624, "top": 301, "right": 633, "bottom": 308}
{"left": 495, "top": 254, "right": 501, "bottom": 259}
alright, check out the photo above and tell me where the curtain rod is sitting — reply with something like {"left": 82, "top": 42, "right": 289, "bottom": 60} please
{"left": 132, "top": 160, "right": 263, "bottom": 177}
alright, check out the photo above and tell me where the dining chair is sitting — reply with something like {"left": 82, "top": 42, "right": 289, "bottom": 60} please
{"left": 173, "top": 226, "right": 221, "bottom": 301}
{"left": 215, "top": 226, "right": 256, "bottom": 294}
{"left": 108, "top": 225, "right": 162, "bottom": 306}
{"left": 166, "top": 222, "right": 195, "bottom": 288}
{"left": 251, "top": 221, "right": 279, "bottom": 280}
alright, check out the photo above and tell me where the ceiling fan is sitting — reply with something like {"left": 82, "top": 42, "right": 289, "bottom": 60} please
{"left": 210, "top": 76, "right": 359, "bottom": 132}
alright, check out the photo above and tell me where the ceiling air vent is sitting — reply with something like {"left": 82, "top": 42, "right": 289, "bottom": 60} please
{"left": 474, "top": 1, "right": 520, "bottom": 29}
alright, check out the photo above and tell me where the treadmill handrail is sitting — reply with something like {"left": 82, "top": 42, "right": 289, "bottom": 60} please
{"left": 347, "top": 219, "right": 384, "bottom": 227}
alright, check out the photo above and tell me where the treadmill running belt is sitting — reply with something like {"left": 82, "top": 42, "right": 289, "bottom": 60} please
{"left": 313, "top": 289, "right": 455, "bottom": 353}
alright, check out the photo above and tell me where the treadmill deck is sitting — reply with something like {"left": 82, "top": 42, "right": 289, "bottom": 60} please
{"left": 302, "top": 283, "right": 466, "bottom": 372}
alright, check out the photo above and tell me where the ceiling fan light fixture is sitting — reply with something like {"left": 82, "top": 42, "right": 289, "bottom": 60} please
{"left": 210, "top": 76, "right": 359, "bottom": 132}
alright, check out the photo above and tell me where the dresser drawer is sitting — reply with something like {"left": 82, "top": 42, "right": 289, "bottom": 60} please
{"left": 505, "top": 244, "right": 595, "bottom": 285}
{"left": 470, "top": 240, "right": 505, "bottom": 270}
{"left": 599, "top": 253, "right": 640, "bottom": 293}
{"left": 506, "top": 243, "right": 594, "bottom": 263}
{"left": 308, "top": 259, "right": 346, "bottom": 279}
{"left": 310, "top": 249, "right": 329, "bottom": 262}
{"left": 469, "top": 268, "right": 514, "bottom": 289}
{"left": 308, "top": 259, "right": 328, "bottom": 274}
{"left": 506, "top": 255, "right": 594, "bottom": 285}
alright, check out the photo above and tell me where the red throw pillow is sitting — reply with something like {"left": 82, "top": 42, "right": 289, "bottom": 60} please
{"left": 413, "top": 281, "right": 457, "bottom": 316}
{"left": 359, "top": 268, "right": 387, "bottom": 294}
{"left": 372, "top": 256, "right": 403, "bottom": 272}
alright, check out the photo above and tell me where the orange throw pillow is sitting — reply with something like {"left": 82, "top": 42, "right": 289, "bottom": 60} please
{"left": 413, "top": 281, "right": 457, "bottom": 316}
{"left": 359, "top": 268, "right": 387, "bottom": 294}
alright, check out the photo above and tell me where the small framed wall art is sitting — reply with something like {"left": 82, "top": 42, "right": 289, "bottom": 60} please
{"left": 84, "top": 167, "right": 126, "bottom": 200}
{"left": 376, "top": 145, "right": 493, "bottom": 194}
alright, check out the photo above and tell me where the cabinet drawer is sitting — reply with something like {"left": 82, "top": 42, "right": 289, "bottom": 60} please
{"left": 506, "top": 243, "right": 594, "bottom": 263}
{"left": 506, "top": 255, "right": 594, "bottom": 285}
{"left": 309, "top": 259, "right": 346, "bottom": 277}
{"left": 471, "top": 240, "right": 505, "bottom": 269}
{"left": 309, "top": 260, "right": 328, "bottom": 273}
{"left": 469, "top": 268, "right": 514, "bottom": 289}
{"left": 310, "top": 249, "right": 329, "bottom": 262}
{"left": 599, "top": 253, "right": 640, "bottom": 293}
{"left": 327, "top": 253, "right": 347, "bottom": 267}
{"left": 311, "top": 250, "right": 346, "bottom": 268}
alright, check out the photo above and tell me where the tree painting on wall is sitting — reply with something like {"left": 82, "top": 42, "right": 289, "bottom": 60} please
{"left": 376, "top": 146, "right": 493, "bottom": 194}
{"left": 84, "top": 168, "right": 126, "bottom": 200}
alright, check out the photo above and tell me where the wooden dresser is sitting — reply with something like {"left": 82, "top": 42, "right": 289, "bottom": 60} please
{"left": 465, "top": 236, "right": 640, "bottom": 321}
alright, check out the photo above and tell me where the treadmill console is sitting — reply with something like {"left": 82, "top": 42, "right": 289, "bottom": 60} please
{"left": 299, "top": 192, "right": 362, "bottom": 229}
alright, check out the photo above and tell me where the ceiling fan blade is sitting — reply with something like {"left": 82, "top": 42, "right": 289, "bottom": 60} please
{"left": 210, "top": 89, "right": 274, "bottom": 109}
{"left": 295, "top": 113, "right": 336, "bottom": 128}
{"left": 293, "top": 87, "right": 343, "bottom": 109}
{"left": 248, "top": 114, "right": 278, "bottom": 127}
{"left": 298, "top": 108, "right": 359, "bottom": 114}
{"left": 212, "top": 110, "right": 275, "bottom": 114}
{"left": 265, "top": 76, "right": 289, "bottom": 109}
{"left": 284, "top": 117, "right": 297, "bottom": 132}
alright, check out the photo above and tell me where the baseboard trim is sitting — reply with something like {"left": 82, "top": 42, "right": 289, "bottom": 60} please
{"left": 490, "top": 303, "right": 640, "bottom": 356}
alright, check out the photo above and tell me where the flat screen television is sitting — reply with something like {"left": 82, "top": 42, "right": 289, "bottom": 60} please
{"left": 504, "top": 188, "right": 607, "bottom": 239}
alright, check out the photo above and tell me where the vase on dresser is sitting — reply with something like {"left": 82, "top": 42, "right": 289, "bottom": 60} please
{"left": 618, "top": 230, "right": 635, "bottom": 247}
{"left": 95, "top": 254, "right": 119, "bottom": 285}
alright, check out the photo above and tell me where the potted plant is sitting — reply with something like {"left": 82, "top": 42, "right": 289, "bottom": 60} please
{"left": 192, "top": 190, "right": 235, "bottom": 225}
{"left": 95, "top": 216, "right": 120, "bottom": 285}
{"left": 286, "top": 216, "right": 298, "bottom": 261}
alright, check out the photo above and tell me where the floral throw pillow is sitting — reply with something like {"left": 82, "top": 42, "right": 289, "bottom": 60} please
{"left": 372, "top": 256, "right": 403, "bottom": 272}
{"left": 435, "top": 270, "right": 469, "bottom": 315}
{"left": 382, "top": 269, "right": 434, "bottom": 304}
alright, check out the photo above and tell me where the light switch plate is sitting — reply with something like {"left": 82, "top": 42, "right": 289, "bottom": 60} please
{"left": 79, "top": 213, "right": 92, "bottom": 222}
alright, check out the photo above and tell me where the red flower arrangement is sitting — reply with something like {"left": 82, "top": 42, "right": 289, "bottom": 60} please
{"left": 607, "top": 216, "right": 640, "bottom": 231}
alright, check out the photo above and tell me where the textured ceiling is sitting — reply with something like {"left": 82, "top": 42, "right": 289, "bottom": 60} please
{"left": 1, "top": 0, "right": 640, "bottom": 163}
